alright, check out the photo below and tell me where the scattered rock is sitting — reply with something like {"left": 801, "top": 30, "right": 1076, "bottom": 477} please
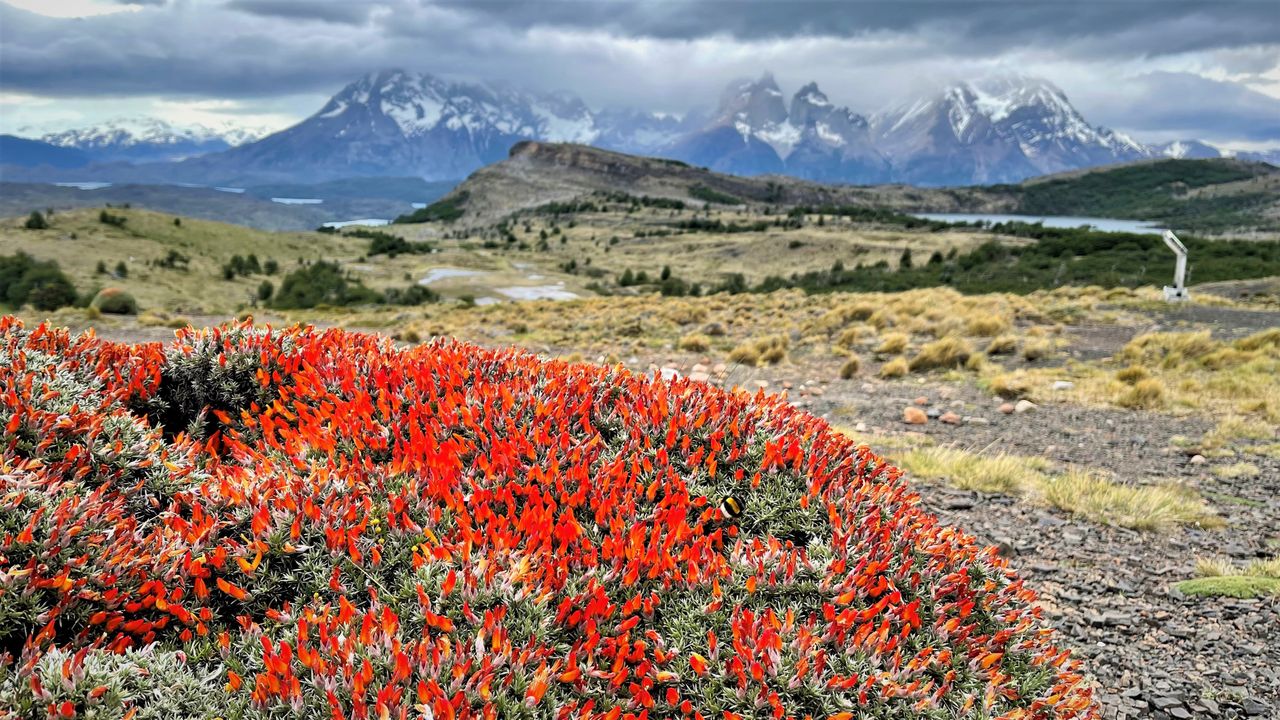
{"left": 659, "top": 367, "right": 681, "bottom": 381}
{"left": 999, "top": 402, "right": 1016, "bottom": 414}
{"left": 914, "top": 396, "right": 930, "bottom": 406}
{"left": 926, "top": 407, "right": 942, "bottom": 418}
{"left": 853, "top": 422, "right": 867, "bottom": 432}
{"left": 1015, "top": 399, "right": 1038, "bottom": 414}
{"left": 702, "top": 322, "right": 726, "bottom": 337}
{"left": 860, "top": 383, "right": 876, "bottom": 393}
{"left": 712, "top": 363, "right": 727, "bottom": 375}
{"left": 691, "top": 363, "right": 709, "bottom": 374}
{"left": 963, "top": 416, "right": 990, "bottom": 425}
{"left": 754, "top": 379, "right": 769, "bottom": 390}
{"left": 688, "top": 371, "right": 710, "bottom": 383}
{"left": 903, "top": 406, "right": 928, "bottom": 425}
{"left": 1052, "top": 380, "right": 1075, "bottom": 391}
{"left": 1189, "top": 454, "right": 1207, "bottom": 465}
{"left": 940, "top": 411, "right": 962, "bottom": 425}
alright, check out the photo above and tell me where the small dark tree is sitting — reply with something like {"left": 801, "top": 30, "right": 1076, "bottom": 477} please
{"left": 95, "top": 261, "right": 108, "bottom": 275}
{"left": 257, "top": 280, "right": 274, "bottom": 302}
{"left": 899, "top": 248, "right": 913, "bottom": 269}
{"left": 173, "top": 217, "right": 182, "bottom": 227}
{"left": 24, "top": 211, "right": 48, "bottom": 230}
{"left": 114, "top": 261, "right": 128, "bottom": 278}
{"left": 660, "top": 265, "right": 671, "bottom": 281}
{"left": 264, "top": 259, "right": 280, "bottom": 275}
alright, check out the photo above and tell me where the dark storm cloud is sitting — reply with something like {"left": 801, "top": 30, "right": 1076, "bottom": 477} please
{"left": 0, "top": 0, "right": 1278, "bottom": 147}
{"left": 224, "top": 0, "right": 377, "bottom": 24}
{"left": 431, "top": 0, "right": 1280, "bottom": 55}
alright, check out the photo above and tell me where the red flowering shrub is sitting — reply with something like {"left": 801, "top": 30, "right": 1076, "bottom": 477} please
{"left": 0, "top": 318, "right": 1098, "bottom": 719}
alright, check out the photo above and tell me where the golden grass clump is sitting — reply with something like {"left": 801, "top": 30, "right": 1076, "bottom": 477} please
{"left": 728, "top": 335, "right": 788, "bottom": 367}
{"left": 868, "top": 308, "right": 897, "bottom": 330}
{"left": 1234, "top": 328, "right": 1280, "bottom": 353}
{"left": 1116, "top": 377, "right": 1166, "bottom": 409}
{"left": 1039, "top": 471, "right": 1221, "bottom": 531}
{"left": 986, "top": 372, "right": 1034, "bottom": 399}
{"left": 985, "top": 335, "right": 1017, "bottom": 355}
{"left": 1213, "top": 462, "right": 1261, "bottom": 479}
{"left": 814, "top": 302, "right": 876, "bottom": 332}
{"left": 834, "top": 325, "right": 872, "bottom": 349}
{"left": 1115, "top": 365, "right": 1150, "bottom": 384}
{"left": 897, "top": 446, "right": 1050, "bottom": 494}
{"left": 662, "top": 302, "right": 708, "bottom": 326}
{"left": 878, "top": 357, "right": 909, "bottom": 378}
{"left": 839, "top": 355, "right": 861, "bottom": 379}
{"left": 1120, "top": 331, "right": 1220, "bottom": 368}
{"left": 677, "top": 332, "right": 712, "bottom": 352}
{"left": 908, "top": 336, "right": 973, "bottom": 372}
{"left": 875, "top": 332, "right": 909, "bottom": 355}
{"left": 963, "top": 313, "right": 1010, "bottom": 337}
{"left": 1021, "top": 337, "right": 1053, "bottom": 361}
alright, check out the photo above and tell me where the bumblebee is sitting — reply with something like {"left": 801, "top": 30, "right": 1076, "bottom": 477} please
{"left": 718, "top": 495, "right": 745, "bottom": 521}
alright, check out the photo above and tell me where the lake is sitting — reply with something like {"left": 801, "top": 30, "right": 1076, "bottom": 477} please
{"left": 912, "top": 213, "right": 1165, "bottom": 235}
{"left": 322, "top": 218, "right": 390, "bottom": 229}
{"left": 54, "top": 181, "right": 112, "bottom": 190}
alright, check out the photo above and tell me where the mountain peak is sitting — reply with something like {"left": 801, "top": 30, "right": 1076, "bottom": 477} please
{"left": 716, "top": 72, "right": 787, "bottom": 129}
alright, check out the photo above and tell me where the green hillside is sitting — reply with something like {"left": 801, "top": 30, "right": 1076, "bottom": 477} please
{"left": 1004, "top": 159, "right": 1280, "bottom": 233}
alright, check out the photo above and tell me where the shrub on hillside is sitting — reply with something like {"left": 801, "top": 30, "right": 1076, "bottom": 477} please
{"left": 0, "top": 252, "right": 77, "bottom": 310}
{"left": 24, "top": 210, "right": 48, "bottom": 230}
{"left": 269, "top": 261, "right": 378, "bottom": 309}
{"left": 90, "top": 287, "right": 138, "bottom": 315}
{"left": 0, "top": 319, "right": 1099, "bottom": 719}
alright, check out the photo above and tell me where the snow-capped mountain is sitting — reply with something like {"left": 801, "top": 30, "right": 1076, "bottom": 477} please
{"left": 37, "top": 117, "right": 269, "bottom": 163}
{"left": 870, "top": 75, "right": 1151, "bottom": 185}
{"left": 9, "top": 69, "right": 1240, "bottom": 186}
{"left": 664, "top": 74, "right": 888, "bottom": 182}
{"left": 190, "top": 69, "right": 692, "bottom": 182}
{"left": 1150, "top": 139, "right": 1222, "bottom": 159}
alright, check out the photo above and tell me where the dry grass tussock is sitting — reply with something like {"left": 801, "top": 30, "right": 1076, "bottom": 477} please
{"left": 1014, "top": 328, "right": 1280, "bottom": 444}
{"left": 890, "top": 444, "right": 1220, "bottom": 531}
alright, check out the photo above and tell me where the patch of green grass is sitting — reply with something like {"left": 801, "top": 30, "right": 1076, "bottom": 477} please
{"left": 1175, "top": 576, "right": 1280, "bottom": 599}
{"left": 1203, "top": 491, "right": 1264, "bottom": 508}
{"left": 688, "top": 184, "right": 742, "bottom": 205}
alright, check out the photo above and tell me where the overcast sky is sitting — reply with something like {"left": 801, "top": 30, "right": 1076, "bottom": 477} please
{"left": 2, "top": 0, "right": 1278, "bottom": 150}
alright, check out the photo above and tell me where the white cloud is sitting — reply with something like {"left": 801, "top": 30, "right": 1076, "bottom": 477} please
{"left": 4, "top": 0, "right": 141, "bottom": 18}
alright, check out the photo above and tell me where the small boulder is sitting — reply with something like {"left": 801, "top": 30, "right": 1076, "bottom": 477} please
{"left": 1014, "top": 399, "right": 1038, "bottom": 414}
{"left": 688, "top": 371, "right": 710, "bottom": 383}
{"left": 1052, "top": 380, "right": 1074, "bottom": 391}
{"left": 999, "top": 402, "right": 1016, "bottom": 414}
{"left": 903, "top": 406, "right": 928, "bottom": 425}
{"left": 913, "top": 396, "right": 929, "bottom": 406}
{"left": 1189, "top": 454, "right": 1207, "bottom": 465}
{"left": 939, "top": 411, "right": 962, "bottom": 425}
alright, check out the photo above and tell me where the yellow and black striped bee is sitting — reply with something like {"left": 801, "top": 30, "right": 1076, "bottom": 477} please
{"left": 718, "top": 495, "right": 745, "bottom": 522}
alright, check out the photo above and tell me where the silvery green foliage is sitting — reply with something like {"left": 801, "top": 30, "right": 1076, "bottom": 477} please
{"left": 134, "top": 326, "right": 289, "bottom": 438}
{"left": 0, "top": 646, "right": 232, "bottom": 719}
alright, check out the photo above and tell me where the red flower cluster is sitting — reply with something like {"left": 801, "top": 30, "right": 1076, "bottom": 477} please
{"left": 0, "top": 318, "right": 1097, "bottom": 719}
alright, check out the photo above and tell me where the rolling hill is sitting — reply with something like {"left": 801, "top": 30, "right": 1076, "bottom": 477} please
{"left": 400, "top": 140, "right": 1002, "bottom": 225}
